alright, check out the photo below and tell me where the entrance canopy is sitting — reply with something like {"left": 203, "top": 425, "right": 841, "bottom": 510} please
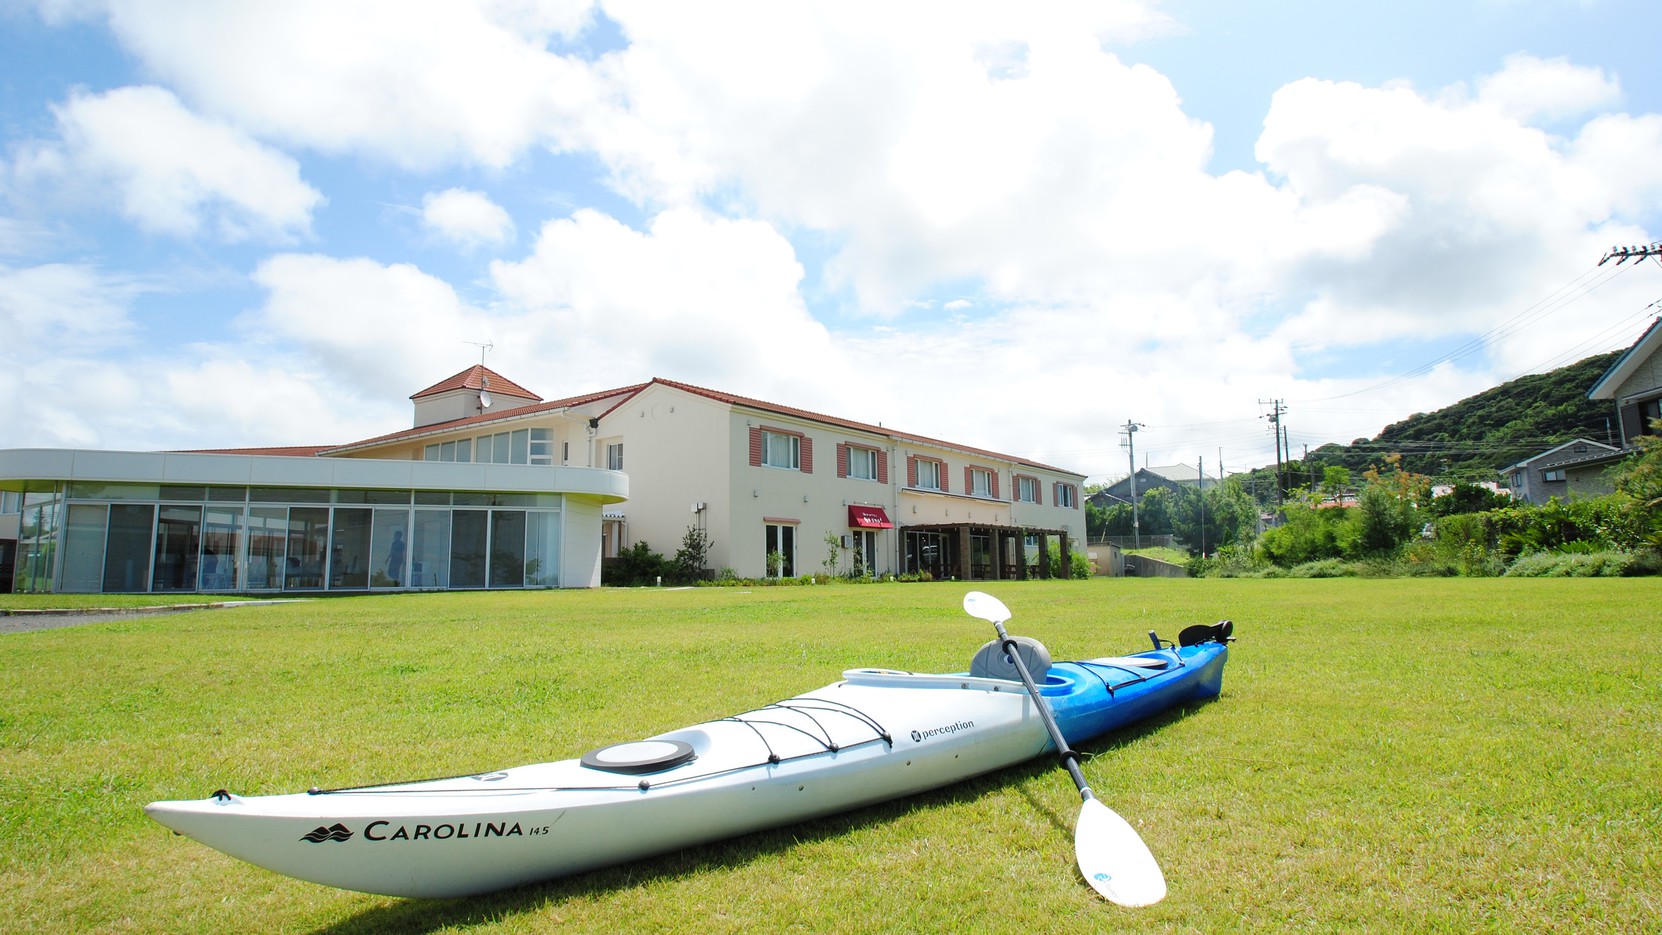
{"left": 848, "top": 505, "right": 893, "bottom": 528}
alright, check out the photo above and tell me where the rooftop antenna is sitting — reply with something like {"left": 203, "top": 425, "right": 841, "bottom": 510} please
{"left": 465, "top": 340, "right": 494, "bottom": 409}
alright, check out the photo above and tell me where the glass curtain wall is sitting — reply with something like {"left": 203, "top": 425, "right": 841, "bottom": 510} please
{"left": 15, "top": 491, "right": 61, "bottom": 593}
{"left": 450, "top": 510, "right": 488, "bottom": 588}
{"left": 525, "top": 511, "right": 560, "bottom": 586}
{"left": 200, "top": 506, "right": 242, "bottom": 590}
{"left": 371, "top": 509, "right": 410, "bottom": 588}
{"left": 61, "top": 503, "right": 109, "bottom": 593}
{"left": 152, "top": 505, "right": 201, "bottom": 592}
{"left": 329, "top": 508, "right": 372, "bottom": 589}
{"left": 410, "top": 510, "right": 450, "bottom": 588}
{"left": 8, "top": 485, "right": 564, "bottom": 593}
{"left": 245, "top": 507, "right": 286, "bottom": 589}
{"left": 285, "top": 508, "right": 329, "bottom": 590}
{"left": 103, "top": 504, "right": 155, "bottom": 592}
{"left": 489, "top": 510, "right": 526, "bottom": 587}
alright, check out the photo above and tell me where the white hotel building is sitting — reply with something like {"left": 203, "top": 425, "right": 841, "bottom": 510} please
{"left": 0, "top": 367, "right": 1085, "bottom": 593}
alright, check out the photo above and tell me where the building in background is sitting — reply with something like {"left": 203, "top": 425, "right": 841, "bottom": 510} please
{"left": 0, "top": 366, "right": 1084, "bottom": 593}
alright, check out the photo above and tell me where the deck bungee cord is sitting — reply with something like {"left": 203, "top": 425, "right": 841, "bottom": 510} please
{"left": 304, "top": 694, "right": 892, "bottom": 795}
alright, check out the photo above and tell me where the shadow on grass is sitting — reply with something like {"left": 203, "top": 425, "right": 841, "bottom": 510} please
{"left": 314, "top": 697, "right": 1217, "bottom": 935}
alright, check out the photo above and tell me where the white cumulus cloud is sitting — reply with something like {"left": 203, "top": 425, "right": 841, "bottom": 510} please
{"left": 14, "top": 85, "right": 322, "bottom": 241}
{"left": 421, "top": 188, "right": 516, "bottom": 249}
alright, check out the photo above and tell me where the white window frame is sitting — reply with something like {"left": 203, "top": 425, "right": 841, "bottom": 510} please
{"left": 1017, "top": 476, "right": 1038, "bottom": 503}
{"left": 915, "top": 458, "right": 942, "bottom": 491}
{"left": 970, "top": 468, "right": 993, "bottom": 497}
{"left": 848, "top": 446, "right": 878, "bottom": 480}
{"left": 763, "top": 431, "right": 801, "bottom": 470}
{"left": 1055, "top": 483, "right": 1077, "bottom": 508}
{"left": 607, "top": 443, "right": 624, "bottom": 471}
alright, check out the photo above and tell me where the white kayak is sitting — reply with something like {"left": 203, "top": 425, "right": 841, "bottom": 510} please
{"left": 146, "top": 610, "right": 1230, "bottom": 899}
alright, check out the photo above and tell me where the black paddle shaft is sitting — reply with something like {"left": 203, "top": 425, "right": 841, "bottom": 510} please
{"left": 995, "top": 622, "right": 1096, "bottom": 803}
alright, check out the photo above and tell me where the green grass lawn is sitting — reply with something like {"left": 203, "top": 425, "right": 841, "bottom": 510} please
{"left": 2, "top": 580, "right": 1658, "bottom": 933}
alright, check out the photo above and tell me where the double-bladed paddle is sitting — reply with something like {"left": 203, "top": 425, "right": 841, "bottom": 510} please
{"left": 962, "top": 590, "right": 1167, "bottom": 907}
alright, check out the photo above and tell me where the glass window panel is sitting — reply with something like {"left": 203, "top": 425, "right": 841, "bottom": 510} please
{"left": 61, "top": 503, "right": 109, "bottom": 593}
{"left": 284, "top": 507, "right": 329, "bottom": 590}
{"left": 425, "top": 444, "right": 441, "bottom": 461}
{"left": 450, "top": 510, "right": 488, "bottom": 588}
{"left": 251, "top": 487, "right": 330, "bottom": 503}
{"left": 456, "top": 438, "right": 471, "bottom": 463}
{"left": 489, "top": 510, "right": 526, "bottom": 588}
{"left": 525, "top": 511, "right": 560, "bottom": 587}
{"left": 410, "top": 510, "right": 451, "bottom": 588}
{"left": 414, "top": 491, "right": 451, "bottom": 505}
{"left": 453, "top": 492, "right": 491, "bottom": 506}
{"left": 16, "top": 496, "right": 61, "bottom": 594}
{"left": 208, "top": 487, "right": 247, "bottom": 502}
{"left": 492, "top": 433, "right": 511, "bottom": 464}
{"left": 159, "top": 485, "right": 207, "bottom": 501}
{"left": 334, "top": 490, "right": 370, "bottom": 504}
{"left": 69, "top": 482, "right": 161, "bottom": 500}
{"left": 850, "top": 447, "right": 876, "bottom": 480}
{"left": 511, "top": 429, "right": 529, "bottom": 464}
{"left": 475, "top": 435, "right": 493, "bottom": 463}
{"left": 440, "top": 441, "right": 456, "bottom": 461}
{"left": 200, "top": 506, "right": 243, "bottom": 590}
{"left": 530, "top": 428, "right": 553, "bottom": 466}
{"left": 104, "top": 504, "right": 155, "bottom": 592}
{"left": 371, "top": 508, "right": 410, "bottom": 588}
{"left": 245, "top": 506, "right": 286, "bottom": 590}
{"left": 329, "top": 508, "right": 372, "bottom": 589}
{"left": 765, "top": 523, "right": 796, "bottom": 577}
{"left": 364, "top": 490, "right": 410, "bottom": 505}
{"left": 152, "top": 505, "right": 202, "bottom": 592}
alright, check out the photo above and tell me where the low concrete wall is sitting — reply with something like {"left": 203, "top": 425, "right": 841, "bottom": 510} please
{"left": 1122, "top": 554, "right": 1189, "bottom": 578}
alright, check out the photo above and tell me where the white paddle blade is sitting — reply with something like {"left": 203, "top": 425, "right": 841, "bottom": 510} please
{"left": 962, "top": 590, "right": 1011, "bottom": 625}
{"left": 1075, "top": 797, "right": 1167, "bottom": 907}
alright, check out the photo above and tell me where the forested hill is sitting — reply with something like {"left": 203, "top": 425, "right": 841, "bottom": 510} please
{"left": 1303, "top": 350, "right": 1623, "bottom": 482}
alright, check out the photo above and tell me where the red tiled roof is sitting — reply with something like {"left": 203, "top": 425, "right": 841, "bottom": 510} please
{"left": 622, "top": 378, "right": 1082, "bottom": 477}
{"left": 321, "top": 383, "right": 649, "bottom": 455}
{"left": 410, "top": 366, "right": 541, "bottom": 402}
{"left": 326, "top": 373, "right": 1082, "bottom": 477}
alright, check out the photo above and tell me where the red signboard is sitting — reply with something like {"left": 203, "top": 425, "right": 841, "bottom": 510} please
{"left": 848, "top": 505, "right": 893, "bottom": 528}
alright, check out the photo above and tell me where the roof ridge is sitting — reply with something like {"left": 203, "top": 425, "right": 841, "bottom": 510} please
{"left": 410, "top": 365, "right": 542, "bottom": 401}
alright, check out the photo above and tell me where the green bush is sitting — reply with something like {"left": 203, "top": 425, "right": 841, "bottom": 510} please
{"left": 603, "top": 541, "right": 675, "bottom": 586}
{"left": 1504, "top": 551, "right": 1635, "bottom": 577}
{"left": 1287, "top": 559, "right": 1355, "bottom": 578}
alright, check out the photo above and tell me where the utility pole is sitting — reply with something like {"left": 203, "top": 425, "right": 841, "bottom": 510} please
{"left": 1197, "top": 455, "right": 1206, "bottom": 557}
{"left": 1261, "top": 399, "right": 1287, "bottom": 504}
{"left": 1119, "top": 420, "right": 1145, "bottom": 548}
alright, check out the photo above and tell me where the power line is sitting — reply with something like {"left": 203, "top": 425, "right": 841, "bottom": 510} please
{"left": 1300, "top": 261, "right": 1634, "bottom": 403}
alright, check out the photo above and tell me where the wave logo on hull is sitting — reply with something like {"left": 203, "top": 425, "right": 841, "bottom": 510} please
{"left": 300, "top": 823, "right": 353, "bottom": 843}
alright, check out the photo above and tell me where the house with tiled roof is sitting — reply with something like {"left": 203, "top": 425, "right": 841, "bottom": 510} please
{"left": 325, "top": 370, "right": 1087, "bottom": 582}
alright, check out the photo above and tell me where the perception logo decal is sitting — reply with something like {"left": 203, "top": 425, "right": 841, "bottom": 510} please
{"left": 910, "top": 720, "right": 974, "bottom": 743}
{"left": 301, "top": 823, "right": 354, "bottom": 843}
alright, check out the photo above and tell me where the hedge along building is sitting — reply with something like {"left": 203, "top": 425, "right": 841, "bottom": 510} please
{"left": 0, "top": 365, "right": 1083, "bottom": 593}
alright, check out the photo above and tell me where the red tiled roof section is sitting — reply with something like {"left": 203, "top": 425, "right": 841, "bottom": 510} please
{"left": 410, "top": 366, "right": 541, "bottom": 402}
{"left": 321, "top": 382, "right": 651, "bottom": 454}
{"left": 642, "top": 378, "right": 1081, "bottom": 477}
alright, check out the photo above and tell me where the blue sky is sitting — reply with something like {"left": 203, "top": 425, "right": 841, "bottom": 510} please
{"left": 2, "top": 0, "right": 1659, "bottom": 482}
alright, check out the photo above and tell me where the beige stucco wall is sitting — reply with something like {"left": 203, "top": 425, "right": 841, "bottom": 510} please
{"left": 595, "top": 383, "right": 734, "bottom": 569}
